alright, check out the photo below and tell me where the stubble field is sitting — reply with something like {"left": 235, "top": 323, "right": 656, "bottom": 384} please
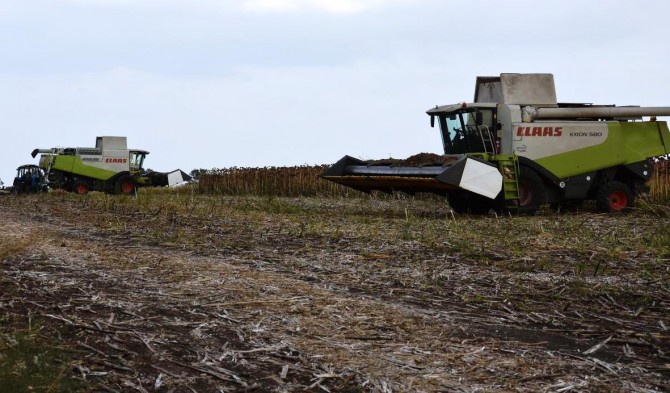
{"left": 1, "top": 190, "right": 669, "bottom": 392}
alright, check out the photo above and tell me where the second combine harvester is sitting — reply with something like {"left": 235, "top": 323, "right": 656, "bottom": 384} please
{"left": 322, "top": 73, "right": 670, "bottom": 213}
{"left": 31, "top": 136, "right": 191, "bottom": 195}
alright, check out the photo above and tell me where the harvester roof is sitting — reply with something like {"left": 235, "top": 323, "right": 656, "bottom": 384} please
{"left": 426, "top": 102, "right": 496, "bottom": 116}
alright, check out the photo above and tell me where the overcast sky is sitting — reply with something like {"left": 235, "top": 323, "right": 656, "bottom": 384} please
{"left": 1, "top": 0, "right": 670, "bottom": 185}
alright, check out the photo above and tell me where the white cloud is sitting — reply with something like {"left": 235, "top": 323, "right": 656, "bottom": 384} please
{"left": 9, "top": 0, "right": 408, "bottom": 14}
{"left": 20, "top": 0, "right": 410, "bottom": 14}
{"left": 242, "top": 0, "right": 401, "bottom": 13}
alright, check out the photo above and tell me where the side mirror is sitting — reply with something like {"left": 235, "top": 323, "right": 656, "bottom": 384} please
{"left": 430, "top": 115, "right": 435, "bottom": 128}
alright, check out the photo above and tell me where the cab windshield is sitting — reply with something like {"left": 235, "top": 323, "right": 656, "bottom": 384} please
{"left": 438, "top": 109, "right": 495, "bottom": 154}
{"left": 129, "top": 151, "right": 146, "bottom": 172}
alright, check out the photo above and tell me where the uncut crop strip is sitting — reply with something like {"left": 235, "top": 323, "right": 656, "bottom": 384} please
{"left": 196, "top": 166, "right": 356, "bottom": 197}
{"left": 196, "top": 161, "right": 670, "bottom": 202}
{"left": 649, "top": 160, "right": 670, "bottom": 202}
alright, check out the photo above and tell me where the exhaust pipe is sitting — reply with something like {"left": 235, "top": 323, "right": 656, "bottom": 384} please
{"left": 31, "top": 148, "right": 54, "bottom": 158}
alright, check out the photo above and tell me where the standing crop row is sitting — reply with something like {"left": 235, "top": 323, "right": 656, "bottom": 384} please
{"left": 194, "top": 161, "right": 670, "bottom": 203}
{"left": 195, "top": 165, "right": 355, "bottom": 197}
{"left": 649, "top": 160, "right": 670, "bottom": 202}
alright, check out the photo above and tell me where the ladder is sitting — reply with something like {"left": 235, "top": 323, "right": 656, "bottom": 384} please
{"left": 479, "top": 126, "right": 496, "bottom": 154}
{"left": 468, "top": 125, "right": 496, "bottom": 154}
{"left": 498, "top": 155, "right": 520, "bottom": 201}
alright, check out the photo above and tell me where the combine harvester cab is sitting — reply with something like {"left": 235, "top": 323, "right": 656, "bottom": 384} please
{"left": 32, "top": 136, "right": 192, "bottom": 195}
{"left": 322, "top": 73, "right": 670, "bottom": 213}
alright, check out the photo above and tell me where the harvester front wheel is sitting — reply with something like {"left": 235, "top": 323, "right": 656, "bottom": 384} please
{"left": 115, "top": 176, "right": 136, "bottom": 195}
{"left": 596, "top": 181, "right": 632, "bottom": 212}
{"left": 447, "top": 192, "right": 492, "bottom": 215}
{"left": 72, "top": 180, "right": 90, "bottom": 195}
{"left": 509, "top": 168, "right": 545, "bottom": 215}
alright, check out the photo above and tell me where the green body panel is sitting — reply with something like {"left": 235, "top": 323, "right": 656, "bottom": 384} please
{"left": 134, "top": 176, "right": 151, "bottom": 186}
{"left": 533, "top": 121, "right": 669, "bottom": 179}
{"left": 48, "top": 156, "right": 119, "bottom": 181}
{"left": 619, "top": 121, "right": 670, "bottom": 161}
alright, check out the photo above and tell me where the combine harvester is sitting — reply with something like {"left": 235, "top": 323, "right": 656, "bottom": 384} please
{"left": 322, "top": 73, "right": 670, "bottom": 213}
{"left": 31, "top": 136, "right": 191, "bottom": 195}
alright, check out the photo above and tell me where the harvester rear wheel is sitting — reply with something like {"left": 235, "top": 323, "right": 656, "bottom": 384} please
{"left": 115, "top": 176, "right": 136, "bottom": 195}
{"left": 72, "top": 180, "right": 90, "bottom": 195}
{"left": 596, "top": 181, "right": 632, "bottom": 212}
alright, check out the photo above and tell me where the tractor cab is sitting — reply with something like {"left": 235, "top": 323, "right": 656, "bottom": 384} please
{"left": 13, "top": 164, "right": 48, "bottom": 194}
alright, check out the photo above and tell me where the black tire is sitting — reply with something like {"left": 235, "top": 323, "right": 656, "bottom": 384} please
{"left": 12, "top": 179, "right": 22, "bottom": 194}
{"left": 72, "top": 180, "right": 90, "bottom": 195}
{"left": 596, "top": 181, "right": 633, "bottom": 212}
{"left": 507, "top": 167, "right": 546, "bottom": 215}
{"left": 447, "top": 192, "right": 493, "bottom": 215}
{"left": 115, "top": 175, "right": 136, "bottom": 195}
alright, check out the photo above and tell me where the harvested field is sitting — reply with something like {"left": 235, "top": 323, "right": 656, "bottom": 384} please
{"left": 1, "top": 192, "right": 669, "bottom": 392}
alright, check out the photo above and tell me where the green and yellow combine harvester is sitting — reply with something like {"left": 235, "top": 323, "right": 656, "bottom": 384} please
{"left": 28, "top": 136, "right": 191, "bottom": 195}
{"left": 322, "top": 73, "right": 670, "bottom": 213}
